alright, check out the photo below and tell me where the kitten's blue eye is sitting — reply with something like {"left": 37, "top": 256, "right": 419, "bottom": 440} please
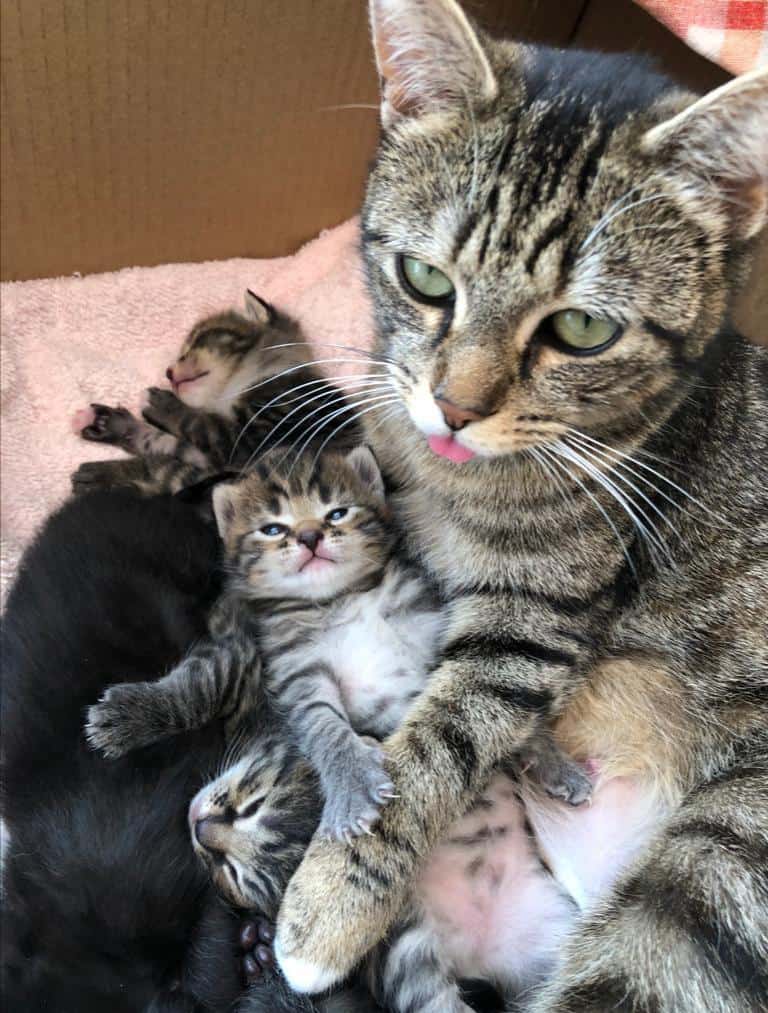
{"left": 397, "top": 255, "right": 455, "bottom": 305}
{"left": 326, "top": 507, "right": 349, "bottom": 523}
{"left": 260, "top": 523, "right": 287, "bottom": 537}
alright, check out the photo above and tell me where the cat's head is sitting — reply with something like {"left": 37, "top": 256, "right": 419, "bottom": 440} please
{"left": 362, "top": 0, "right": 767, "bottom": 468}
{"left": 187, "top": 724, "right": 316, "bottom": 912}
{"left": 166, "top": 290, "right": 302, "bottom": 409}
{"left": 212, "top": 445, "right": 391, "bottom": 601}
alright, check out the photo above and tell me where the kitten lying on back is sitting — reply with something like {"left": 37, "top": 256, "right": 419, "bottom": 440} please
{"left": 73, "top": 289, "right": 360, "bottom": 496}
{"left": 87, "top": 447, "right": 591, "bottom": 845}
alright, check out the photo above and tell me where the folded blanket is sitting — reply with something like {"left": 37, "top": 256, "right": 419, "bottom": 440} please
{"left": 0, "top": 219, "right": 373, "bottom": 602}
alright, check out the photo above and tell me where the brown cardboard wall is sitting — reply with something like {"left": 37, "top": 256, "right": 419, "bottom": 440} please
{"left": 0, "top": 0, "right": 763, "bottom": 340}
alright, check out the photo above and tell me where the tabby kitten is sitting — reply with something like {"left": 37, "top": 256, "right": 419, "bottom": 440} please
{"left": 73, "top": 290, "right": 359, "bottom": 496}
{"left": 86, "top": 446, "right": 589, "bottom": 844}
{"left": 272, "top": 2, "right": 768, "bottom": 1010}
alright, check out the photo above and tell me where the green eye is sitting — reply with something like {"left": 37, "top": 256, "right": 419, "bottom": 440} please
{"left": 550, "top": 310, "right": 622, "bottom": 353}
{"left": 260, "top": 523, "right": 287, "bottom": 537}
{"left": 398, "top": 255, "right": 455, "bottom": 304}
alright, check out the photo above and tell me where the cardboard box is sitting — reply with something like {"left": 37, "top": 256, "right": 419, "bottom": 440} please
{"left": 0, "top": 0, "right": 764, "bottom": 340}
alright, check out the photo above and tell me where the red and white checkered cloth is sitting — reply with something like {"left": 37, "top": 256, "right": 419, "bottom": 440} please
{"left": 637, "top": 0, "right": 767, "bottom": 74}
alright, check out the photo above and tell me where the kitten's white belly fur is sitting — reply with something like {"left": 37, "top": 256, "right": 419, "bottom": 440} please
{"left": 307, "top": 569, "right": 443, "bottom": 734}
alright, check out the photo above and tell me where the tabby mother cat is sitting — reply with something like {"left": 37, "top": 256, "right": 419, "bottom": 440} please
{"left": 272, "top": 1, "right": 768, "bottom": 1010}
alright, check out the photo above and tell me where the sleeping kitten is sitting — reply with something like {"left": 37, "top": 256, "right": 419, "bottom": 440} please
{"left": 73, "top": 289, "right": 360, "bottom": 496}
{"left": 86, "top": 446, "right": 591, "bottom": 845}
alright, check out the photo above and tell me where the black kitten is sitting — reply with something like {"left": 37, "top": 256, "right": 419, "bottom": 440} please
{"left": 0, "top": 489, "right": 249, "bottom": 1012}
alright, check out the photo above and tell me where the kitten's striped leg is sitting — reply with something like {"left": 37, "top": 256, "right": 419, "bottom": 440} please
{"left": 274, "top": 666, "right": 395, "bottom": 841}
{"left": 531, "top": 753, "right": 768, "bottom": 1013}
{"left": 72, "top": 454, "right": 205, "bottom": 497}
{"left": 369, "top": 911, "right": 473, "bottom": 1013}
{"left": 143, "top": 387, "right": 238, "bottom": 469}
{"left": 78, "top": 403, "right": 180, "bottom": 456}
{"left": 273, "top": 591, "right": 586, "bottom": 993}
{"left": 85, "top": 634, "right": 261, "bottom": 758}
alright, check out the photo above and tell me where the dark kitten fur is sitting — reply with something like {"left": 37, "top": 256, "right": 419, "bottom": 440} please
{"left": 0, "top": 490, "right": 250, "bottom": 1012}
{"left": 73, "top": 291, "right": 361, "bottom": 497}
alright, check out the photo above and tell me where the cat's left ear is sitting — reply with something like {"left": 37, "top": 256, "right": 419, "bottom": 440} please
{"left": 369, "top": 0, "right": 497, "bottom": 127}
{"left": 345, "top": 445, "right": 385, "bottom": 501}
{"left": 244, "top": 289, "right": 276, "bottom": 326}
{"left": 642, "top": 68, "right": 768, "bottom": 241}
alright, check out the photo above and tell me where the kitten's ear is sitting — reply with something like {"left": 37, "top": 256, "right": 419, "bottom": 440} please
{"left": 642, "top": 68, "right": 768, "bottom": 241}
{"left": 212, "top": 483, "right": 240, "bottom": 539}
{"left": 345, "top": 445, "right": 385, "bottom": 500}
{"left": 244, "top": 289, "right": 276, "bottom": 326}
{"left": 369, "top": 0, "right": 497, "bottom": 127}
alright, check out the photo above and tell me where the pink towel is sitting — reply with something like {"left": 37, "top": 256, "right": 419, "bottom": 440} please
{"left": 0, "top": 219, "right": 374, "bottom": 602}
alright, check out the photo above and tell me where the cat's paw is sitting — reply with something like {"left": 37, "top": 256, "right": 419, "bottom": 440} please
{"left": 142, "top": 387, "right": 184, "bottom": 431}
{"left": 76, "top": 403, "right": 137, "bottom": 444}
{"left": 274, "top": 814, "right": 410, "bottom": 994}
{"left": 239, "top": 917, "right": 275, "bottom": 984}
{"left": 317, "top": 739, "right": 395, "bottom": 842}
{"left": 518, "top": 739, "right": 593, "bottom": 807}
{"left": 85, "top": 683, "right": 164, "bottom": 758}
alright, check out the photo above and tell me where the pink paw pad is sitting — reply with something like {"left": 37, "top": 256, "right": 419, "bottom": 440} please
{"left": 72, "top": 407, "right": 96, "bottom": 434}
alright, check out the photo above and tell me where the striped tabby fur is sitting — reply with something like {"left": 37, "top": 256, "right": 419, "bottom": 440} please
{"left": 72, "top": 290, "right": 360, "bottom": 496}
{"left": 273, "top": 2, "right": 768, "bottom": 1011}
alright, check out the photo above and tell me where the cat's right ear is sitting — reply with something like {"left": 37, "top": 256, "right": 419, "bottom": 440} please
{"left": 369, "top": 0, "right": 497, "bottom": 127}
{"left": 244, "top": 289, "right": 276, "bottom": 327}
{"left": 212, "top": 483, "right": 239, "bottom": 539}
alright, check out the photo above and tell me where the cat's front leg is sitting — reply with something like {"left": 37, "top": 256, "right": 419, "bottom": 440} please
{"left": 273, "top": 596, "right": 585, "bottom": 993}
{"left": 142, "top": 386, "right": 190, "bottom": 436}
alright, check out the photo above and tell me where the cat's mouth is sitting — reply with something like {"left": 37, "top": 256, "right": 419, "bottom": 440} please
{"left": 427, "top": 434, "right": 476, "bottom": 463}
{"left": 298, "top": 553, "right": 336, "bottom": 573}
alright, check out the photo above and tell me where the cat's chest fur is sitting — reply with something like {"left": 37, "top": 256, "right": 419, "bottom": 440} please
{"left": 265, "top": 563, "right": 444, "bottom": 737}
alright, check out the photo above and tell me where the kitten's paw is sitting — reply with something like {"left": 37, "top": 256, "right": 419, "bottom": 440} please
{"left": 77, "top": 403, "right": 136, "bottom": 444}
{"left": 275, "top": 813, "right": 410, "bottom": 993}
{"left": 317, "top": 741, "right": 394, "bottom": 842}
{"left": 85, "top": 683, "right": 164, "bottom": 758}
{"left": 71, "top": 460, "right": 121, "bottom": 494}
{"left": 239, "top": 917, "right": 275, "bottom": 984}
{"left": 142, "top": 387, "right": 183, "bottom": 431}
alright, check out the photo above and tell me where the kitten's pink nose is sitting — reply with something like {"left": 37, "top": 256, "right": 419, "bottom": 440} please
{"left": 297, "top": 528, "right": 323, "bottom": 552}
{"left": 433, "top": 397, "right": 488, "bottom": 431}
{"left": 165, "top": 367, "right": 175, "bottom": 383}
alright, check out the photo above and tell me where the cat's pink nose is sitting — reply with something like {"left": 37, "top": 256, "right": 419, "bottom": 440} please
{"left": 165, "top": 367, "right": 175, "bottom": 383}
{"left": 434, "top": 397, "right": 488, "bottom": 431}
{"left": 297, "top": 528, "right": 323, "bottom": 552}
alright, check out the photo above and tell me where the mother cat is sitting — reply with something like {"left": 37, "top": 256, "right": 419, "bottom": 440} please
{"left": 273, "top": 1, "right": 768, "bottom": 1009}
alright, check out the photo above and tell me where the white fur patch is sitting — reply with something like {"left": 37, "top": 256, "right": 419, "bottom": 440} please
{"left": 274, "top": 937, "right": 341, "bottom": 994}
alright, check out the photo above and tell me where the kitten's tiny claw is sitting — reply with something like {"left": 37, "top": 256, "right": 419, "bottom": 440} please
{"left": 78, "top": 403, "right": 136, "bottom": 444}
{"left": 317, "top": 740, "right": 394, "bottom": 841}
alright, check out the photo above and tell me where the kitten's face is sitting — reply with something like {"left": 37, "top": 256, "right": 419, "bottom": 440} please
{"left": 166, "top": 293, "right": 302, "bottom": 410}
{"left": 188, "top": 732, "right": 310, "bottom": 911}
{"left": 213, "top": 447, "right": 390, "bottom": 602}
{"left": 362, "top": 0, "right": 767, "bottom": 467}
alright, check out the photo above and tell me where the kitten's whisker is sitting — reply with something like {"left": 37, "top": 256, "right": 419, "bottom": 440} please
{"left": 228, "top": 374, "right": 392, "bottom": 462}
{"left": 541, "top": 444, "right": 636, "bottom": 576}
{"left": 319, "top": 103, "right": 380, "bottom": 112}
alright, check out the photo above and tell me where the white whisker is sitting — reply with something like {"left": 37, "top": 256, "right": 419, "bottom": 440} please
{"left": 285, "top": 395, "right": 401, "bottom": 475}
{"left": 580, "top": 193, "right": 670, "bottom": 252}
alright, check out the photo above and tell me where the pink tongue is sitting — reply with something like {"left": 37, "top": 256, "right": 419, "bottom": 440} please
{"left": 428, "top": 434, "right": 476, "bottom": 463}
